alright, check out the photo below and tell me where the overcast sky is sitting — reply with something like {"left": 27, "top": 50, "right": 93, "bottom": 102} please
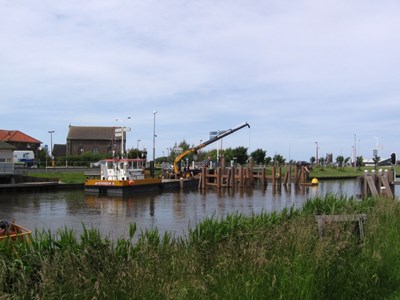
{"left": 1, "top": 0, "right": 399, "bottom": 161}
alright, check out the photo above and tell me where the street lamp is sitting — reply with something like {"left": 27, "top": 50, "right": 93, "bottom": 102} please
{"left": 315, "top": 141, "right": 319, "bottom": 166}
{"left": 48, "top": 130, "right": 55, "bottom": 166}
{"left": 152, "top": 110, "right": 157, "bottom": 177}
{"left": 354, "top": 133, "right": 357, "bottom": 171}
{"left": 115, "top": 117, "right": 131, "bottom": 158}
{"left": 153, "top": 110, "right": 157, "bottom": 162}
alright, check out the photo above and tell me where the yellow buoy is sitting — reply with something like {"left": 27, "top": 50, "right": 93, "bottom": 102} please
{"left": 311, "top": 177, "right": 319, "bottom": 185}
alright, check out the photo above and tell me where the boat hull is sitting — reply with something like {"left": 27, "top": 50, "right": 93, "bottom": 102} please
{"left": 0, "top": 222, "right": 31, "bottom": 242}
{"left": 84, "top": 178, "right": 199, "bottom": 195}
{"left": 85, "top": 178, "right": 163, "bottom": 195}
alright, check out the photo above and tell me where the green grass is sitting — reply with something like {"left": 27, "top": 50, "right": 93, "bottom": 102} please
{"left": 2, "top": 194, "right": 400, "bottom": 298}
{"left": 27, "top": 172, "right": 86, "bottom": 184}
{"left": 27, "top": 165, "right": 400, "bottom": 184}
{"left": 309, "top": 166, "right": 395, "bottom": 179}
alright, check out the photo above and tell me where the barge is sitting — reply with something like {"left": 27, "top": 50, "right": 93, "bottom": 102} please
{"left": 85, "top": 158, "right": 198, "bottom": 195}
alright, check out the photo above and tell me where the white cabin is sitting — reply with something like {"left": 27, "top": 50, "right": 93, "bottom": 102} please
{"left": 100, "top": 159, "right": 145, "bottom": 181}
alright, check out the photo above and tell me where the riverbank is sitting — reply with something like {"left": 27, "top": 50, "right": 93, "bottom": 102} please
{"left": 1, "top": 194, "right": 400, "bottom": 298}
{"left": 26, "top": 165, "right": 399, "bottom": 183}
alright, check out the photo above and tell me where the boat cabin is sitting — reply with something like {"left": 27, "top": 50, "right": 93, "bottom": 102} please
{"left": 100, "top": 158, "right": 145, "bottom": 181}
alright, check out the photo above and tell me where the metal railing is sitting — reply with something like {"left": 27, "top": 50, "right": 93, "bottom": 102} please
{"left": 0, "top": 163, "right": 14, "bottom": 175}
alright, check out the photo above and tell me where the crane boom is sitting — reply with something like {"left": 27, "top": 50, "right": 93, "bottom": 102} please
{"left": 173, "top": 122, "right": 250, "bottom": 175}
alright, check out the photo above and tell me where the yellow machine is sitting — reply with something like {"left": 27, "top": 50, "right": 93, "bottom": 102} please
{"left": 173, "top": 122, "right": 250, "bottom": 176}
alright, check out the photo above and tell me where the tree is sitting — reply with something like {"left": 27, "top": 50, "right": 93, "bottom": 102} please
{"left": 356, "top": 156, "right": 364, "bottom": 170}
{"left": 224, "top": 147, "right": 249, "bottom": 165}
{"left": 273, "top": 154, "right": 286, "bottom": 166}
{"left": 310, "top": 156, "right": 316, "bottom": 166}
{"left": 373, "top": 155, "right": 380, "bottom": 170}
{"left": 251, "top": 148, "right": 266, "bottom": 164}
{"left": 230, "top": 146, "right": 249, "bottom": 165}
{"left": 336, "top": 155, "right": 344, "bottom": 169}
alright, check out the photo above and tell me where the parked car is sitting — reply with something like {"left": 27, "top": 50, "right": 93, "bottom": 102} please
{"left": 296, "top": 161, "right": 311, "bottom": 168}
{"left": 92, "top": 160, "right": 105, "bottom": 167}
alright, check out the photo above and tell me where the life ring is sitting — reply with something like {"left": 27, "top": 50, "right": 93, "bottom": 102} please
{"left": 128, "top": 180, "right": 134, "bottom": 185}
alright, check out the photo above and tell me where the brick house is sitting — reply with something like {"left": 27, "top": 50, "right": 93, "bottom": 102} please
{"left": 66, "top": 125, "right": 122, "bottom": 157}
{"left": 0, "top": 130, "right": 42, "bottom": 153}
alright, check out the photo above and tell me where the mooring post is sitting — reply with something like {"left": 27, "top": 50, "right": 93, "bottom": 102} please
{"left": 239, "top": 167, "right": 244, "bottom": 188}
{"left": 201, "top": 166, "right": 207, "bottom": 189}
{"left": 272, "top": 166, "right": 276, "bottom": 185}
{"left": 362, "top": 170, "right": 368, "bottom": 197}
{"left": 294, "top": 165, "right": 299, "bottom": 184}
{"left": 261, "top": 166, "right": 266, "bottom": 186}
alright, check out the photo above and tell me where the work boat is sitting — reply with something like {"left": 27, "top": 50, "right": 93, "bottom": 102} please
{"left": 85, "top": 158, "right": 162, "bottom": 195}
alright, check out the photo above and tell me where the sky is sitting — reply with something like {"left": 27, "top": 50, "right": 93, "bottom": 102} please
{"left": 1, "top": 0, "right": 399, "bottom": 162}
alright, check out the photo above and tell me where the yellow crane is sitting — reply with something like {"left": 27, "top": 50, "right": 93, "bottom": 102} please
{"left": 173, "top": 122, "right": 250, "bottom": 176}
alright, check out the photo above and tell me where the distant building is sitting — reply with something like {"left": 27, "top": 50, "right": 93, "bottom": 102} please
{"left": 0, "top": 130, "right": 41, "bottom": 154}
{"left": 66, "top": 125, "right": 121, "bottom": 157}
{"left": 52, "top": 144, "right": 67, "bottom": 160}
{"left": 0, "top": 141, "right": 16, "bottom": 163}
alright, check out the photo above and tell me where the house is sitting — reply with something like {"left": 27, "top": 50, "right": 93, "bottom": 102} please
{"left": 52, "top": 144, "right": 67, "bottom": 160}
{"left": 0, "top": 141, "right": 16, "bottom": 163}
{"left": 66, "top": 125, "right": 122, "bottom": 157}
{"left": 0, "top": 130, "right": 42, "bottom": 153}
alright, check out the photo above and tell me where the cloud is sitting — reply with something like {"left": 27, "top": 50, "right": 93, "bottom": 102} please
{"left": 0, "top": 0, "right": 399, "bottom": 160}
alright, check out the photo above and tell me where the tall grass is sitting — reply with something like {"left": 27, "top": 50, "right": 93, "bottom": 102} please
{"left": 1, "top": 194, "right": 400, "bottom": 298}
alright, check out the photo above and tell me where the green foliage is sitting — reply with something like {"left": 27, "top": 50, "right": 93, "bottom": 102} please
{"left": 251, "top": 148, "right": 267, "bottom": 164}
{"left": 273, "top": 153, "right": 286, "bottom": 166}
{"left": 222, "top": 146, "right": 249, "bottom": 164}
{"left": 28, "top": 172, "right": 85, "bottom": 184}
{"left": 336, "top": 155, "right": 345, "bottom": 168}
{"left": 66, "top": 152, "right": 108, "bottom": 167}
{"left": 3, "top": 195, "right": 400, "bottom": 298}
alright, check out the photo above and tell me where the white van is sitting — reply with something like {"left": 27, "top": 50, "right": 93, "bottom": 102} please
{"left": 13, "top": 150, "right": 35, "bottom": 167}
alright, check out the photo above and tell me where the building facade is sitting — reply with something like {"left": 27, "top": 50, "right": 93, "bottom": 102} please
{"left": 0, "top": 130, "right": 42, "bottom": 153}
{"left": 66, "top": 125, "right": 122, "bottom": 156}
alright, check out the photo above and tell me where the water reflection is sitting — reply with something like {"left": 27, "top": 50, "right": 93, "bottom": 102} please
{"left": 0, "top": 179, "right": 396, "bottom": 240}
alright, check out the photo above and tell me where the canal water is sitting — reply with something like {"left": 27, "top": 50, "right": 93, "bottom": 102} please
{"left": 0, "top": 180, "right": 397, "bottom": 241}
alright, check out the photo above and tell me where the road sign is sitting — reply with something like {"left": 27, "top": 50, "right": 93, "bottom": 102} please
{"left": 115, "top": 127, "right": 131, "bottom": 134}
{"left": 173, "top": 147, "right": 183, "bottom": 154}
{"left": 210, "top": 130, "right": 226, "bottom": 139}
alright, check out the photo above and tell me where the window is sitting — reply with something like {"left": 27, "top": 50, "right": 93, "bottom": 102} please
{"left": 93, "top": 147, "right": 99, "bottom": 155}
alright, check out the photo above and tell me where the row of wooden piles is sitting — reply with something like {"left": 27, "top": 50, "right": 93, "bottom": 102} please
{"left": 197, "top": 158, "right": 311, "bottom": 189}
{"left": 361, "top": 169, "right": 395, "bottom": 198}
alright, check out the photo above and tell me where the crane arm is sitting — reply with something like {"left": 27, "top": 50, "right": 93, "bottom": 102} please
{"left": 173, "top": 122, "right": 250, "bottom": 175}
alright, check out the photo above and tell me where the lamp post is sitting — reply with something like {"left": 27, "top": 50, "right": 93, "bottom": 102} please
{"left": 354, "top": 133, "right": 357, "bottom": 171}
{"left": 48, "top": 130, "right": 55, "bottom": 166}
{"left": 115, "top": 117, "right": 131, "bottom": 158}
{"left": 153, "top": 111, "right": 157, "bottom": 162}
{"left": 315, "top": 141, "right": 319, "bottom": 167}
{"left": 136, "top": 139, "right": 141, "bottom": 158}
{"left": 152, "top": 110, "right": 157, "bottom": 177}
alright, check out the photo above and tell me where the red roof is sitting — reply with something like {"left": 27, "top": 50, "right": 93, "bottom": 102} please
{"left": 0, "top": 130, "right": 41, "bottom": 144}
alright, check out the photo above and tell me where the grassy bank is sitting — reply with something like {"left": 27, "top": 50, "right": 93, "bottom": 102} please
{"left": 28, "top": 165, "right": 399, "bottom": 184}
{"left": 27, "top": 172, "right": 86, "bottom": 184}
{"left": 2, "top": 194, "right": 400, "bottom": 298}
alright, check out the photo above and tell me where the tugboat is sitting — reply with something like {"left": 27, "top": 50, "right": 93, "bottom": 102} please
{"left": 84, "top": 158, "right": 162, "bottom": 195}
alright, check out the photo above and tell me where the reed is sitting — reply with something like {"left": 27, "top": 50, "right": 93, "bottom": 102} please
{"left": 1, "top": 195, "right": 400, "bottom": 298}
